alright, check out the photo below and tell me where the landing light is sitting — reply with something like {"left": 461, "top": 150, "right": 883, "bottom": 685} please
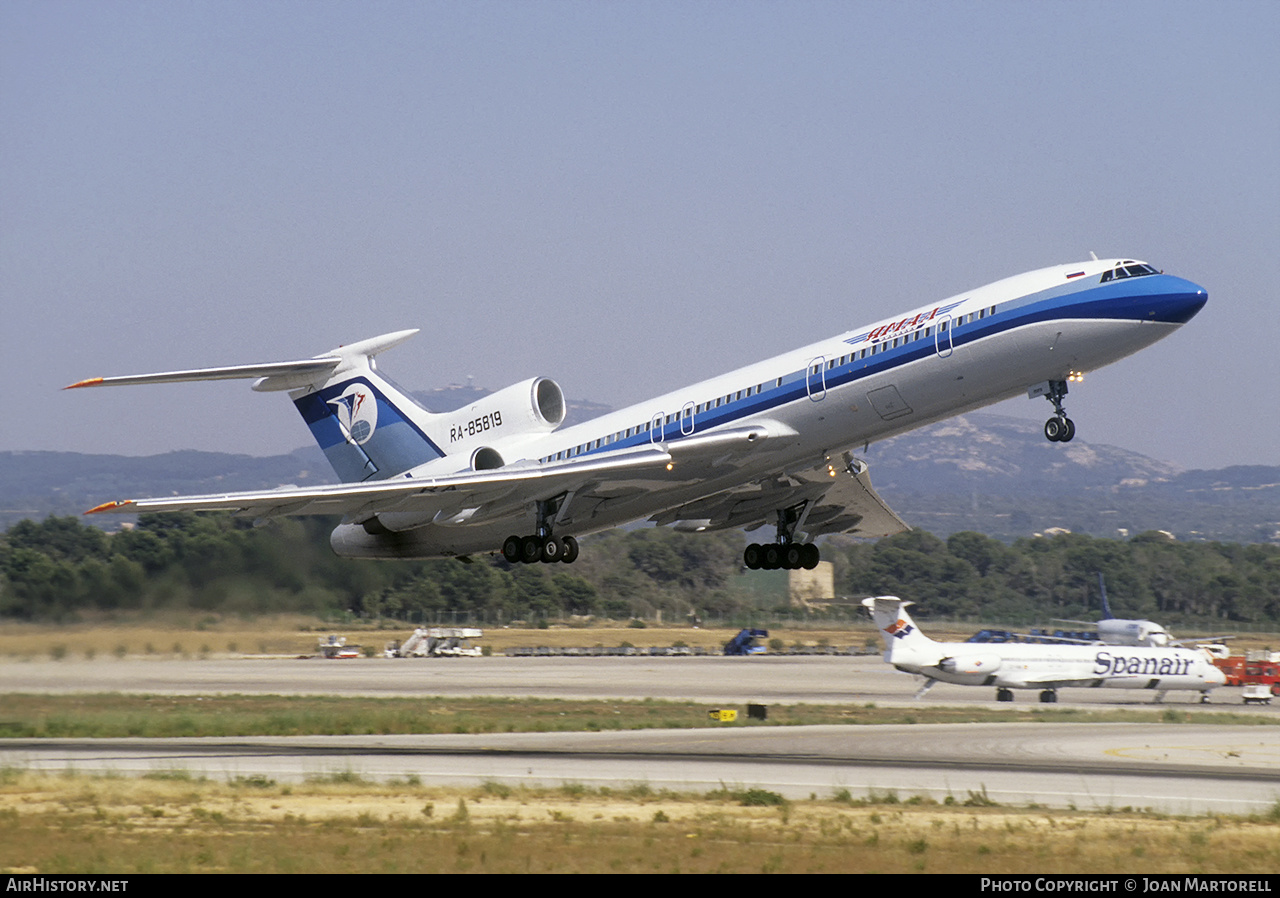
{"left": 1068, "top": 371, "right": 1085, "bottom": 383}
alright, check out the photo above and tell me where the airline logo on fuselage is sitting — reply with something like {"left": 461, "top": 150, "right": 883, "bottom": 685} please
{"left": 846, "top": 300, "right": 965, "bottom": 346}
{"left": 1093, "top": 651, "right": 1194, "bottom": 677}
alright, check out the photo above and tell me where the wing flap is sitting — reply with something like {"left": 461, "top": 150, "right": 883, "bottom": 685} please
{"left": 650, "top": 451, "right": 907, "bottom": 539}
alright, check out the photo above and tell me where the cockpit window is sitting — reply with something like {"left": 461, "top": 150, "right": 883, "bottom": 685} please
{"left": 1100, "top": 261, "right": 1159, "bottom": 283}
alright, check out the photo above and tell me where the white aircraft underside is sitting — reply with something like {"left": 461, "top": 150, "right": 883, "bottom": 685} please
{"left": 69, "top": 257, "right": 1207, "bottom": 567}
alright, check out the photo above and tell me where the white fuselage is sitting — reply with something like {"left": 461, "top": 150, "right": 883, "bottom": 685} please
{"left": 897, "top": 640, "right": 1224, "bottom": 693}
{"left": 355, "top": 258, "right": 1206, "bottom": 556}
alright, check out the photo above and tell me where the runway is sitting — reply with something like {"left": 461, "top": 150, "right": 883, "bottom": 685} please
{"left": 4, "top": 653, "right": 1268, "bottom": 706}
{"left": 3, "top": 655, "right": 1278, "bottom": 814}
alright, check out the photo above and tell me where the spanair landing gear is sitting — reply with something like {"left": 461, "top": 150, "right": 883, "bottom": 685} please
{"left": 743, "top": 502, "right": 820, "bottom": 571}
{"left": 996, "top": 687, "right": 1014, "bottom": 702}
{"left": 1040, "top": 380, "right": 1075, "bottom": 443}
{"left": 501, "top": 496, "right": 580, "bottom": 565}
{"left": 1038, "top": 689, "right": 1058, "bottom": 703}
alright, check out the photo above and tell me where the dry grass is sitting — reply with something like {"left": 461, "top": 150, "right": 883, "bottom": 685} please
{"left": 3, "top": 616, "right": 1273, "bottom": 663}
{"left": 0, "top": 616, "right": 324, "bottom": 661}
{"left": 0, "top": 616, "right": 885, "bottom": 660}
{"left": 0, "top": 770, "right": 1276, "bottom": 874}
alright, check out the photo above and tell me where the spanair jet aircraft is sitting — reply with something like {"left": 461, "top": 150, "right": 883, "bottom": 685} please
{"left": 864, "top": 597, "right": 1226, "bottom": 704}
{"left": 68, "top": 257, "right": 1206, "bottom": 569}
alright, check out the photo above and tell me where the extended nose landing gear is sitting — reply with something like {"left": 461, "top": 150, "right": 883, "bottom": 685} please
{"left": 1039, "top": 380, "right": 1075, "bottom": 443}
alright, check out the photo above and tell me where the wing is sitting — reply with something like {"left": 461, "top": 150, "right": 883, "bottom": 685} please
{"left": 83, "top": 425, "right": 779, "bottom": 522}
{"left": 1015, "top": 673, "right": 1105, "bottom": 688}
{"left": 85, "top": 426, "right": 906, "bottom": 542}
{"left": 87, "top": 442, "right": 679, "bottom": 522}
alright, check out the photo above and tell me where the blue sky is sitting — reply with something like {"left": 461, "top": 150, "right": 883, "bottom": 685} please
{"left": 2, "top": 0, "right": 1276, "bottom": 470}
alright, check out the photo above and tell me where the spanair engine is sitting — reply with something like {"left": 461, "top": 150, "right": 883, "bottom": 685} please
{"left": 438, "top": 376, "right": 566, "bottom": 470}
{"left": 939, "top": 654, "right": 1002, "bottom": 675}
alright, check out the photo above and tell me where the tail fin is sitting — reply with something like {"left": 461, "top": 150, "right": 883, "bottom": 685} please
{"left": 276, "top": 332, "right": 445, "bottom": 482}
{"left": 67, "top": 330, "right": 446, "bottom": 483}
{"left": 861, "top": 596, "right": 939, "bottom": 664}
{"left": 1096, "top": 572, "right": 1114, "bottom": 620}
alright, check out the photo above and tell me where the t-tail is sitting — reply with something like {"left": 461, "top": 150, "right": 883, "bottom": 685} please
{"left": 66, "top": 330, "right": 446, "bottom": 483}
{"left": 861, "top": 596, "right": 943, "bottom": 669}
{"left": 275, "top": 332, "right": 447, "bottom": 481}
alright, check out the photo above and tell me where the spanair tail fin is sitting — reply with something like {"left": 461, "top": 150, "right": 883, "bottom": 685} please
{"left": 66, "top": 330, "right": 446, "bottom": 483}
{"left": 861, "top": 596, "right": 941, "bottom": 666}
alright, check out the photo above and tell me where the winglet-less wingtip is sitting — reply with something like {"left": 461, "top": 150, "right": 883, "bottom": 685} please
{"left": 64, "top": 377, "right": 105, "bottom": 390}
{"left": 85, "top": 500, "right": 134, "bottom": 515}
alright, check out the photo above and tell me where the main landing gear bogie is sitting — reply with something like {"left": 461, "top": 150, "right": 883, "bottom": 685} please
{"left": 502, "top": 533, "right": 580, "bottom": 565}
{"left": 744, "top": 501, "right": 821, "bottom": 571}
{"left": 743, "top": 541, "right": 820, "bottom": 571}
{"left": 503, "top": 496, "right": 580, "bottom": 565}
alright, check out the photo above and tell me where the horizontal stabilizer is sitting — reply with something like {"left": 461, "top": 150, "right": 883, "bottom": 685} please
{"left": 65, "top": 359, "right": 340, "bottom": 390}
{"left": 64, "top": 330, "right": 421, "bottom": 393}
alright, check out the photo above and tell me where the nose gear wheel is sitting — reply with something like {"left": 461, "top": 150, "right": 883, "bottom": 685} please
{"left": 1040, "top": 380, "right": 1076, "bottom": 443}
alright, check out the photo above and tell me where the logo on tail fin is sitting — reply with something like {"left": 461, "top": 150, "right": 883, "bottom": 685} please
{"left": 329, "top": 385, "right": 377, "bottom": 445}
{"left": 885, "top": 618, "right": 914, "bottom": 639}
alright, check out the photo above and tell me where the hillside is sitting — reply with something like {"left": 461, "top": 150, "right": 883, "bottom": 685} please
{"left": 861, "top": 415, "right": 1280, "bottom": 543}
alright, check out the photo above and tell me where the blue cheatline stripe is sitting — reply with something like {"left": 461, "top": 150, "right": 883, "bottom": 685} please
{"left": 548, "top": 274, "right": 1204, "bottom": 462}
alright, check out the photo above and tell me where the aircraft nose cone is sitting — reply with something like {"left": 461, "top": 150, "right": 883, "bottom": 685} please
{"left": 1153, "top": 277, "right": 1208, "bottom": 324}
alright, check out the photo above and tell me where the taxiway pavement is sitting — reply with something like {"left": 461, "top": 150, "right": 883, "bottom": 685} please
{"left": 3, "top": 655, "right": 1277, "bottom": 814}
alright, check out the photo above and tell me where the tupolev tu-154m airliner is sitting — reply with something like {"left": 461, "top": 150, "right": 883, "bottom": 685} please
{"left": 68, "top": 257, "right": 1206, "bottom": 569}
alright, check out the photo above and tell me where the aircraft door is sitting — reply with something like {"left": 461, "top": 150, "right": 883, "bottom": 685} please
{"left": 934, "top": 315, "right": 954, "bottom": 358}
{"left": 649, "top": 412, "right": 664, "bottom": 444}
{"left": 806, "top": 357, "right": 827, "bottom": 401}
{"left": 680, "top": 402, "right": 695, "bottom": 436}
